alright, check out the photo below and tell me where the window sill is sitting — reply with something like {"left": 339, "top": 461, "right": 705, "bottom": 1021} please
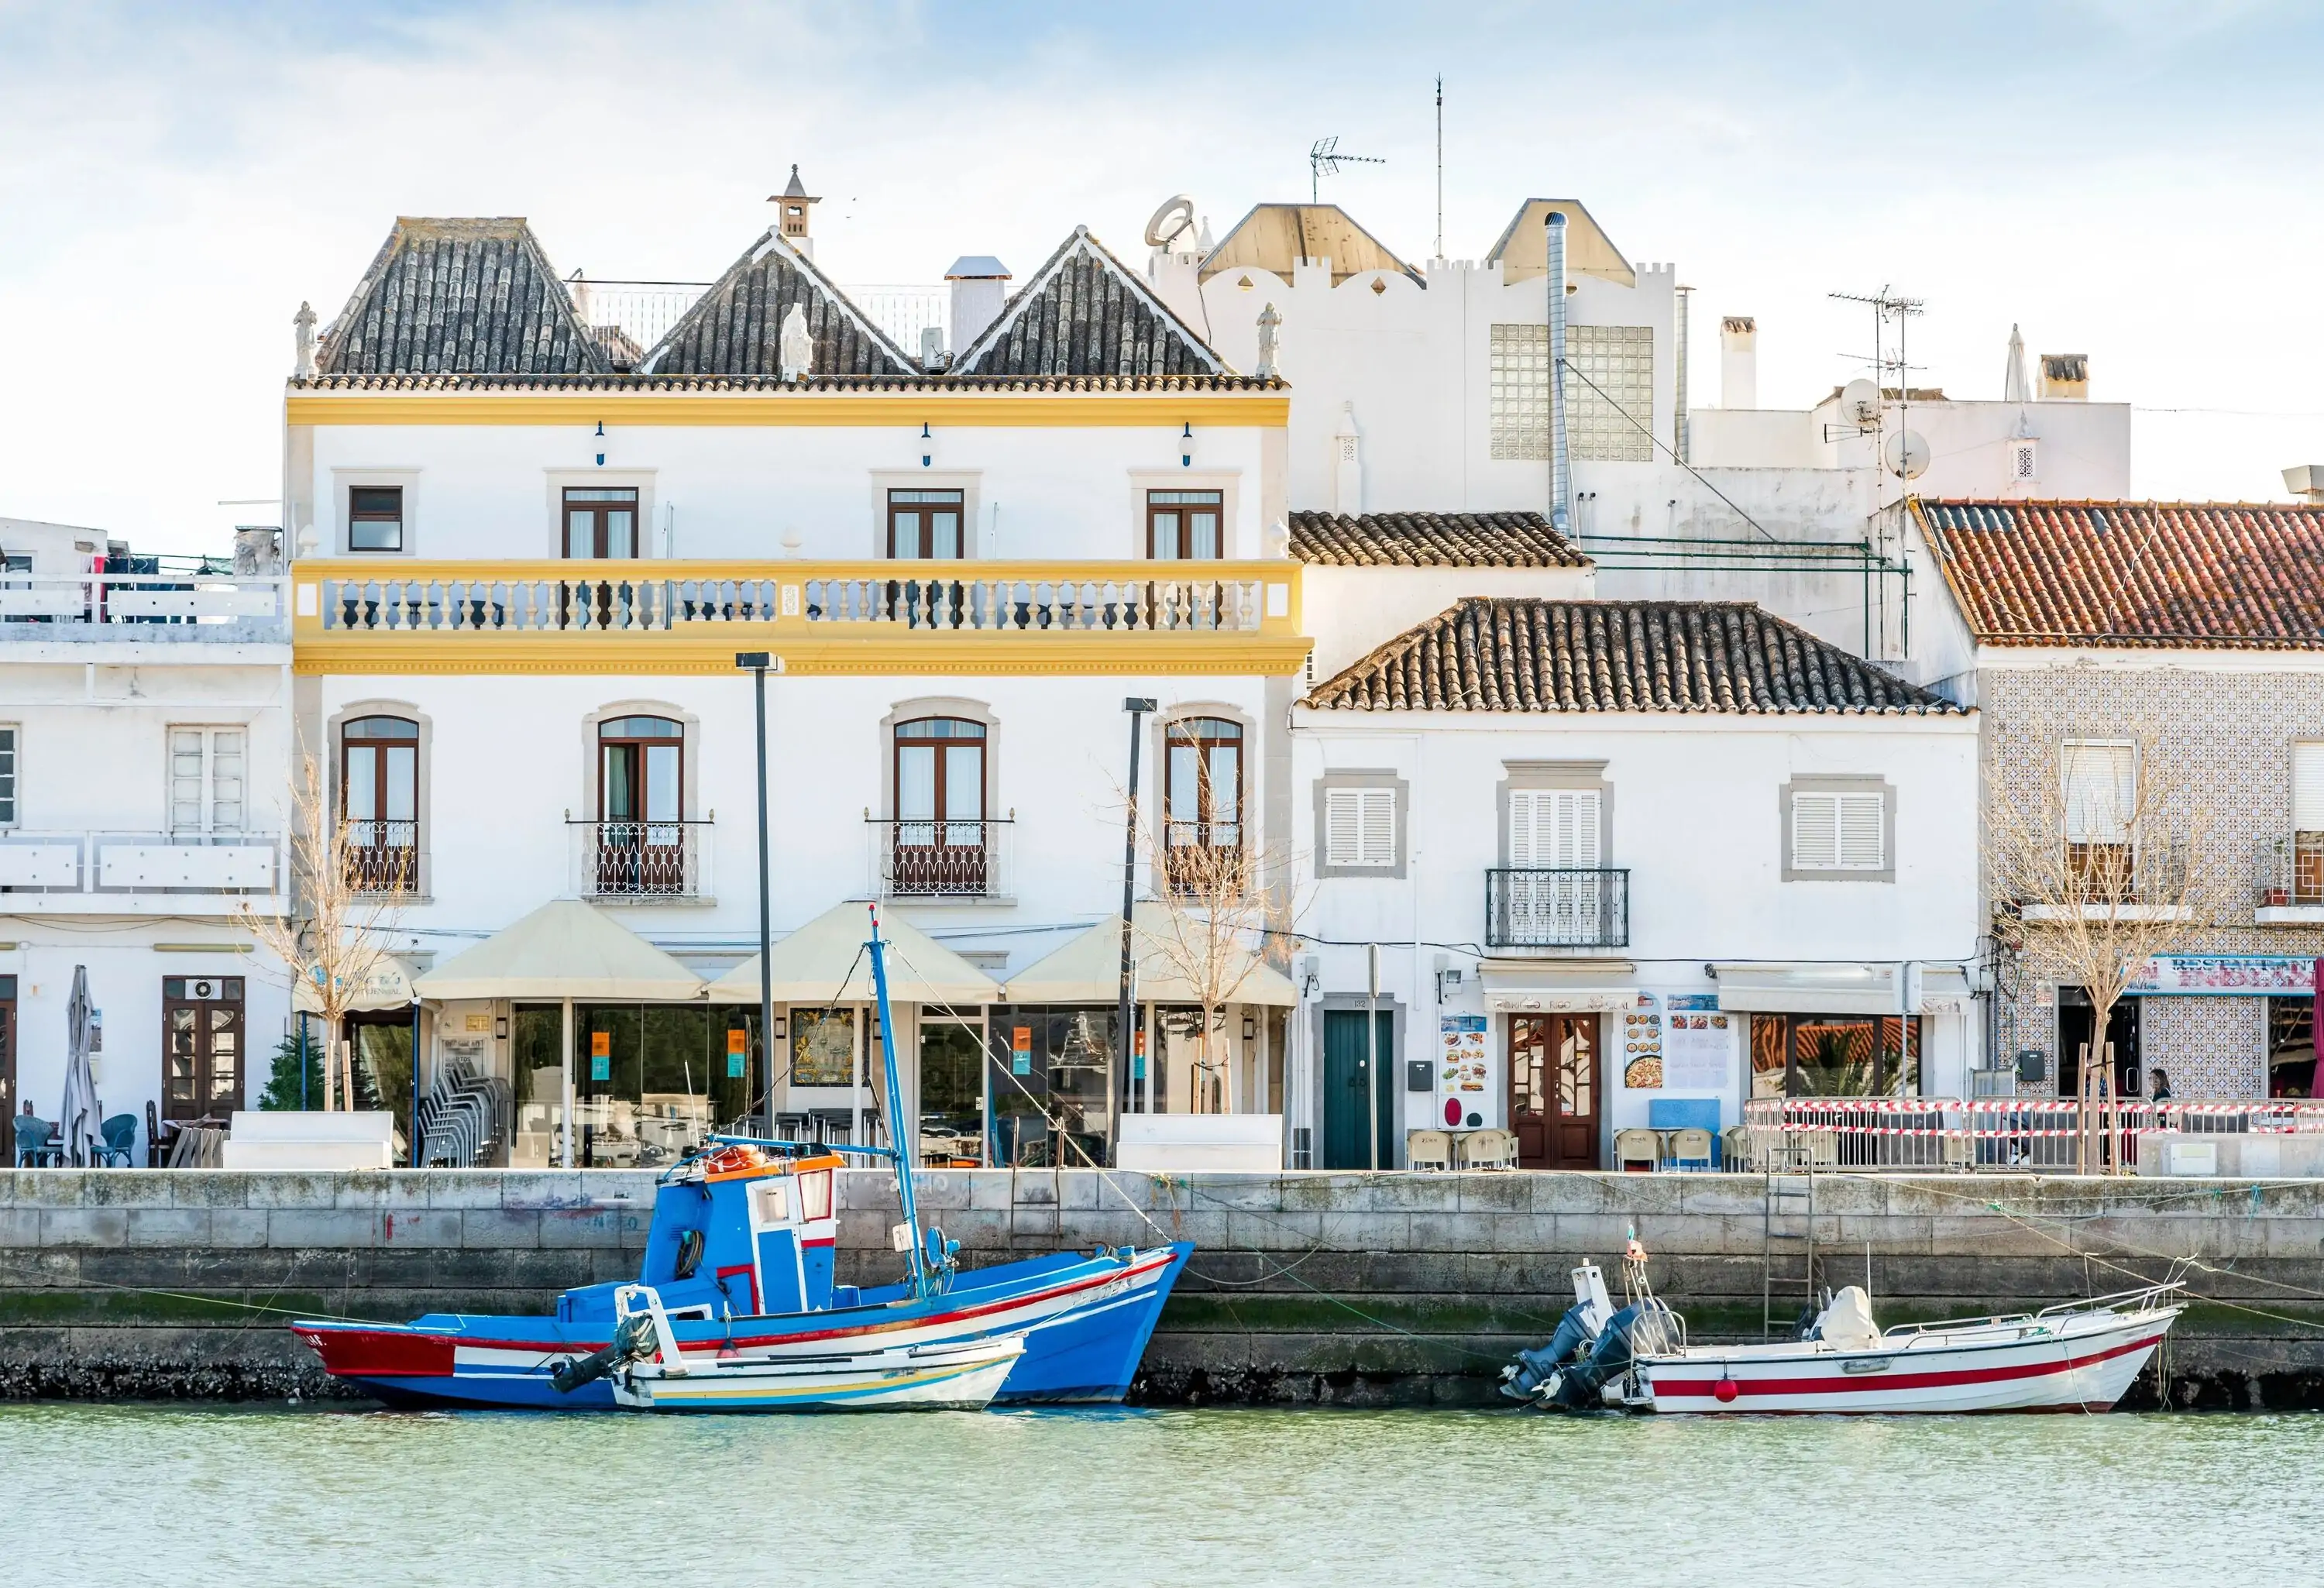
{"left": 1783, "top": 871, "right": 1895, "bottom": 884}
{"left": 2020, "top": 903, "right": 2192, "bottom": 923}
{"left": 586, "top": 892, "right": 718, "bottom": 909}
{"left": 2254, "top": 906, "right": 2324, "bottom": 925}
{"left": 875, "top": 893, "right": 1017, "bottom": 909}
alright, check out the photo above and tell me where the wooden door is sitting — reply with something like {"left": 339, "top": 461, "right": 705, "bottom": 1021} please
{"left": 162, "top": 975, "right": 245, "bottom": 1122}
{"left": 1511, "top": 1013, "right": 1600, "bottom": 1170}
{"left": 1322, "top": 1009, "right": 1394, "bottom": 1170}
{"left": 0, "top": 976, "right": 15, "bottom": 1120}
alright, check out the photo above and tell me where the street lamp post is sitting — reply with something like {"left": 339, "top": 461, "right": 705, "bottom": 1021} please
{"left": 1113, "top": 696, "right": 1157, "bottom": 1164}
{"left": 737, "top": 651, "right": 782, "bottom": 1135}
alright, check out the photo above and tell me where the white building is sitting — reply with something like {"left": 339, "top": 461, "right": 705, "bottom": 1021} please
{"left": 0, "top": 517, "right": 291, "bottom": 1158}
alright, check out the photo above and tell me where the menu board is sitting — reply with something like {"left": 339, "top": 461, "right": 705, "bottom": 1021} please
{"left": 1662, "top": 994, "right": 1734, "bottom": 1091}
{"left": 1621, "top": 995, "right": 1663, "bottom": 1090}
{"left": 791, "top": 1007, "right": 856, "bottom": 1087}
{"left": 1438, "top": 1014, "right": 1488, "bottom": 1127}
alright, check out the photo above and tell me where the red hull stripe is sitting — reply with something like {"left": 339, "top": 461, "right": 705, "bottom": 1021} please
{"left": 293, "top": 1326, "right": 456, "bottom": 1378}
{"left": 1654, "top": 1331, "right": 2164, "bottom": 1399}
{"left": 332, "top": 1249, "right": 1179, "bottom": 1359}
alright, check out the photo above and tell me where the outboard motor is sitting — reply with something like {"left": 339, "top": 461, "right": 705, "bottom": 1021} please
{"left": 1502, "top": 1261, "right": 1617, "bottom": 1404}
{"left": 551, "top": 1311, "right": 655, "bottom": 1394}
{"left": 1534, "top": 1297, "right": 1681, "bottom": 1409}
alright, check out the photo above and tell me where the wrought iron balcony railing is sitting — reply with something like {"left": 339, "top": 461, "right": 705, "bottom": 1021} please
{"left": 1485, "top": 867, "right": 1630, "bottom": 950}
{"left": 866, "top": 816, "right": 1012, "bottom": 899}
{"left": 343, "top": 820, "right": 421, "bottom": 895}
{"left": 569, "top": 818, "right": 713, "bottom": 899}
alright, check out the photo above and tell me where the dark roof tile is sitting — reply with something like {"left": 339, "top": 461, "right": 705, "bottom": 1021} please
{"left": 638, "top": 230, "right": 913, "bottom": 377}
{"left": 953, "top": 227, "right": 1225, "bottom": 377}
{"left": 1288, "top": 510, "right": 1588, "bottom": 568}
{"left": 317, "top": 218, "right": 605, "bottom": 376}
{"left": 1307, "top": 599, "right": 1959, "bottom": 714}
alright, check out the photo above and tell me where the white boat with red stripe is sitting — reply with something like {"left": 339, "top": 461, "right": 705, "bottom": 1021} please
{"left": 1504, "top": 1246, "right": 2183, "bottom": 1415}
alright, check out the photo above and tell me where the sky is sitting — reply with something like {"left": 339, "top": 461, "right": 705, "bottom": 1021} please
{"left": 2, "top": 0, "right": 2319, "bottom": 555}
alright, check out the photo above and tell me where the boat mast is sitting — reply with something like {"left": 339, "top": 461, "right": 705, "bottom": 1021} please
{"left": 866, "top": 906, "right": 931, "bottom": 1299}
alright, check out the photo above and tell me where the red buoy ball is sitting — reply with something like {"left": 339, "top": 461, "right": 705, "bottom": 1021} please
{"left": 1713, "top": 1377, "right": 1740, "bottom": 1404}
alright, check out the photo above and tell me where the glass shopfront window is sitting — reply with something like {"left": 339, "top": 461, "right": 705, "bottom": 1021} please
{"left": 987, "top": 1006, "right": 1127, "bottom": 1167}
{"left": 919, "top": 1019, "right": 985, "bottom": 1165}
{"left": 509, "top": 1003, "right": 760, "bottom": 1168}
{"left": 2271, "top": 998, "right": 2316, "bottom": 1098}
{"left": 1750, "top": 1013, "right": 1921, "bottom": 1098}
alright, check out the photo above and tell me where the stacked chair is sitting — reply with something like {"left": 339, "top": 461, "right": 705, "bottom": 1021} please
{"left": 416, "top": 1056, "right": 514, "bottom": 1168}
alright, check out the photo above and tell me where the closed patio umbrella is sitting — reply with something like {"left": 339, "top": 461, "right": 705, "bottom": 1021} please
{"left": 59, "top": 965, "right": 102, "bottom": 1166}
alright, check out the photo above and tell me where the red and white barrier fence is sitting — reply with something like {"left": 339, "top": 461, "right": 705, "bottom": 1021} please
{"left": 1738, "top": 1097, "right": 2324, "bottom": 1172}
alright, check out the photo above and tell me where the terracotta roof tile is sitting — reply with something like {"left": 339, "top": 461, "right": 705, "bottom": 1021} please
{"left": 1306, "top": 598, "right": 1959, "bottom": 714}
{"left": 1916, "top": 499, "right": 2324, "bottom": 649}
{"left": 1288, "top": 510, "right": 1588, "bottom": 568}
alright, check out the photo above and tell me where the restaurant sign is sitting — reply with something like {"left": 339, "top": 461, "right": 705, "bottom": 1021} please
{"left": 2124, "top": 955, "right": 2319, "bottom": 996}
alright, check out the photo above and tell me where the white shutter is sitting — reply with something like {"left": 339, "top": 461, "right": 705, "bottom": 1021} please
{"left": 1510, "top": 789, "right": 1600, "bottom": 868}
{"left": 2295, "top": 743, "right": 2324, "bottom": 834}
{"left": 168, "top": 727, "right": 208, "bottom": 835}
{"left": 1837, "top": 792, "right": 1885, "bottom": 869}
{"left": 208, "top": 728, "right": 246, "bottom": 833}
{"left": 2064, "top": 742, "right": 2135, "bottom": 843}
{"left": 1324, "top": 786, "right": 1397, "bottom": 868}
{"left": 1792, "top": 792, "right": 1838, "bottom": 870}
{"left": 168, "top": 727, "right": 246, "bottom": 836}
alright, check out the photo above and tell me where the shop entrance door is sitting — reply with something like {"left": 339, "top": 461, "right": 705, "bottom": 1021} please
{"left": 0, "top": 976, "right": 15, "bottom": 1119}
{"left": 162, "top": 975, "right": 245, "bottom": 1122}
{"left": 1511, "top": 1013, "right": 1600, "bottom": 1169}
{"left": 2058, "top": 989, "right": 2141, "bottom": 1098}
{"left": 1322, "top": 1009, "right": 1395, "bottom": 1169}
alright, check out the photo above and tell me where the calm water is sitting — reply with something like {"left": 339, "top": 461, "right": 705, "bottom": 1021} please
{"left": 2, "top": 1404, "right": 2316, "bottom": 1586}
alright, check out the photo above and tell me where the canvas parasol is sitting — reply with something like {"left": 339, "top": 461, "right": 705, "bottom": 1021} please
{"left": 58, "top": 965, "right": 103, "bottom": 1165}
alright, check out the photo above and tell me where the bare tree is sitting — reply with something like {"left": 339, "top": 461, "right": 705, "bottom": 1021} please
{"left": 1130, "top": 756, "right": 1299, "bottom": 1114}
{"left": 237, "top": 750, "right": 403, "bottom": 1111}
{"left": 1984, "top": 720, "right": 2228, "bottom": 1170}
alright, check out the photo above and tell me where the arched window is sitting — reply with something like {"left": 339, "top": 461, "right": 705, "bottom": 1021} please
{"left": 340, "top": 715, "right": 418, "bottom": 893}
{"left": 1164, "top": 717, "right": 1243, "bottom": 890}
{"left": 595, "top": 715, "right": 686, "bottom": 895}
{"left": 892, "top": 717, "right": 987, "bottom": 895}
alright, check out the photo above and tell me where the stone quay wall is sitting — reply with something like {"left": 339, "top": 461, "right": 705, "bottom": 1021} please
{"left": 5, "top": 1167, "right": 2322, "bottom": 1408}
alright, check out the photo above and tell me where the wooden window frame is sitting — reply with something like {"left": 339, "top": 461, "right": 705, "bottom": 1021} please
{"left": 348, "top": 486, "right": 404, "bottom": 552}
{"left": 0, "top": 724, "right": 16, "bottom": 827}
{"left": 597, "top": 716, "right": 686, "bottom": 823}
{"left": 339, "top": 715, "right": 420, "bottom": 894}
{"left": 1163, "top": 717, "right": 1243, "bottom": 889}
{"left": 1146, "top": 489, "right": 1224, "bottom": 561}
{"left": 161, "top": 974, "right": 246, "bottom": 1123}
{"left": 562, "top": 486, "right": 641, "bottom": 560}
{"left": 887, "top": 489, "right": 966, "bottom": 560}
{"left": 891, "top": 717, "right": 988, "bottom": 894}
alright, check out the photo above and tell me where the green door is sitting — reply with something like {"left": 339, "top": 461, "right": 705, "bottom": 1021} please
{"left": 1322, "top": 1009, "right": 1396, "bottom": 1170}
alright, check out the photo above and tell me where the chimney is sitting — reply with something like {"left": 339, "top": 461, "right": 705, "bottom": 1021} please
{"left": 1721, "top": 316, "right": 1757, "bottom": 409}
{"left": 2286, "top": 465, "right": 2324, "bottom": 504}
{"left": 2039, "top": 353, "right": 2089, "bottom": 400}
{"left": 1545, "top": 211, "right": 1573, "bottom": 531}
{"left": 946, "top": 256, "right": 1011, "bottom": 359}
{"left": 768, "top": 164, "right": 820, "bottom": 260}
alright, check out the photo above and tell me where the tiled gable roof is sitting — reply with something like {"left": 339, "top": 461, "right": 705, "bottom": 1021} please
{"left": 952, "top": 227, "right": 1226, "bottom": 378}
{"left": 1289, "top": 510, "right": 1589, "bottom": 568}
{"left": 1307, "top": 598, "right": 1959, "bottom": 714}
{"left": 317, "top": 218, "right": 607, "bottom": 376}
{"left": 1914, "top": 499, "right": 2324, "bottom": 650}
{"left": 638, "top": 229, "right": 914, "bottom": 377}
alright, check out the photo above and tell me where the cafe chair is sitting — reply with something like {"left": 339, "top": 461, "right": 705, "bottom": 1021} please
{"left": 95, "top": 1113, "right": 139, "bottom": 1167}
{"left": 1721, "top": 1125, "right": 1756, "bottom": 1174}
{"left": 1405, "top": 1129, "right": 1453, "bottom": 1171}
{"left": 1459, "top": 1128, "right": 1518, "bottom": 1170}
{"left": 1614, "top": 1128, "right": 1663, "bottom": 1173}
{"left": 1666, "top": 1127, "right": 1715, "bottom": 1173}
{"left": 12, "top": 1115, "right": 63, "bottom": 1167}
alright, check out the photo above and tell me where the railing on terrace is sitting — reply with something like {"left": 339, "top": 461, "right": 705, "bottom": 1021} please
{"left": 866, "top": 816, "right": 1012, "bottom": 899}
{"left": 344, "top": 820, "right": 420, "bottom": 896}
{"left": 1486, "top": 868, "right": 1629, "bottom": 949}
{"left": 569, "top": 818, "right": 713, "bottom": 900}
{"left": 1739, "top": 1096, "right": 2324, "bottom": 1174}
{"left": 0, "top": 572, "right": 286, "bottom": 633}
{"left": 0, "top": 831, "right": 280, "bottom": 894}
{"left": 304, "top": 563, "right": 1290, "bottom": 638}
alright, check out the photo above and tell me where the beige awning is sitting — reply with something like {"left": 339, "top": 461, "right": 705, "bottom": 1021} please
{"left": 1711, "top": 961, "right": 1906, "bottom": 1017}
{"left": 1480, "top": 957, "right": 1638, "bottom": 1014}
{"left": 706, "top": 901, "right": 998, "bottom": 1008}
{"left": 413, "top": 899, "right": 706, "bottom": 1002}
{"left": 294, "top": 954, "right": 414, "bottom": 1014}
{"left": 1484, "top": 199, "right": 1636, "bottom": 288}
{"left": 1004, "top": 902, "right": 1298, "bottom": 1008}
{"left": 1198, "top": 202, "right": 1421, "bottom": 288}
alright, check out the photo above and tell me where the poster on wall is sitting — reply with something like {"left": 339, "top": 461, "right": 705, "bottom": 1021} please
{"left": 1662, "top": 993, "right": 1734, "bottom": 1091}
{"left": 1439, "top": 1014, "right": 1488, "bottom": 1127}
{"left": 1621, "top": 994, "right": 1663, "bottom": 1089}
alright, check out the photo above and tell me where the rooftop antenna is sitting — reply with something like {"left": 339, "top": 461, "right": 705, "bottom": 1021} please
{"left": 1308, "top": 136, "right": 1385, "bottom": 204}
{"left": 1829, "top": 286, "right": 1928, "bottom": 486}
{"left": 1433, "top": 77, "right": 1444, "bottom": 258}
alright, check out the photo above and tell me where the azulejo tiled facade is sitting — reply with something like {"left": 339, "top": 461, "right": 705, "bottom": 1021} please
{"left": 1982, "top": 664, "right": 2324, "bottom": 1099}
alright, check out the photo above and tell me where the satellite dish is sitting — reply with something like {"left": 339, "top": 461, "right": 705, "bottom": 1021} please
{"left": 1839, "top": 378, "right": 1880, "bottom": 428}
{"left": 1144, "top": 194, "right": 1198, "bottom": 251}
{"left": 1883, "top": 428, "right": 1930, "bottom": 480}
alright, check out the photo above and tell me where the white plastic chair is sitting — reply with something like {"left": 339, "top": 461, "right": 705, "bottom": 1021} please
{"left": 1614, "top": 1128, "right": 1662, "bottom": 1171}
{"left": 1405, "top": 1129, "right": 1452, "bottom": 1170}
{"left": 1666, "top": 1127, "right": 1714, "bottom": 1172}
{"left": 1460, "top": 1128, "right": 1518, "bottom": 1170}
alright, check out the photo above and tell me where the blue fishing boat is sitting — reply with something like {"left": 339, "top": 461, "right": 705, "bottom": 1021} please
{"left": 294, "top": 908, "right": 1191, "bottom": 1409}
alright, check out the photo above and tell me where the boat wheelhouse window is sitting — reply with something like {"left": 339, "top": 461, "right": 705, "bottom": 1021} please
{"left": 796, "top": 1167, "right": 834, "bottom": 1221}
{"left": 751, "top": 1179, "right": 793, "bottom": 1225}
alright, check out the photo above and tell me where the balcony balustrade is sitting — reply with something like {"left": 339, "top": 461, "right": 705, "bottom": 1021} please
{"left": 294, "top": 560, "right": 1307, "bottom": 675}
{"left": 1485, "top": 867, "right": 1631, "bottom": 950}
{"left": 866, "top": 816, "right": 1011, "bottom": 899}
{"left": 0, "top": 572, "right": 286, "bottom": 636}
{"left": 0, "top": 831, "right": 281, "bottom": 906}
{"left": 569, "top": 818, "right": 713, "bottom": 900}
{"left": 343, "top": 820, "right": 421, "bottom": 895}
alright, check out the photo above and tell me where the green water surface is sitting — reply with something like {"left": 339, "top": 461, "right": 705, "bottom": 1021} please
{"left": 0, "top": 1404, "right": 2314, "bottom": 1586}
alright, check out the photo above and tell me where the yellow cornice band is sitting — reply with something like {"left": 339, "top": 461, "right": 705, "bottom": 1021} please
{"left": 293, "top": 634, "right": 1313, "bottom": 678}
{"left": 285, "top": 393, "right": 1291, "bottom": 428}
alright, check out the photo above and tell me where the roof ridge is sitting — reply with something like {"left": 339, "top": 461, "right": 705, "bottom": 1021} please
{"left": 952, "top": 225, "right": 1226, "bottom": 376}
